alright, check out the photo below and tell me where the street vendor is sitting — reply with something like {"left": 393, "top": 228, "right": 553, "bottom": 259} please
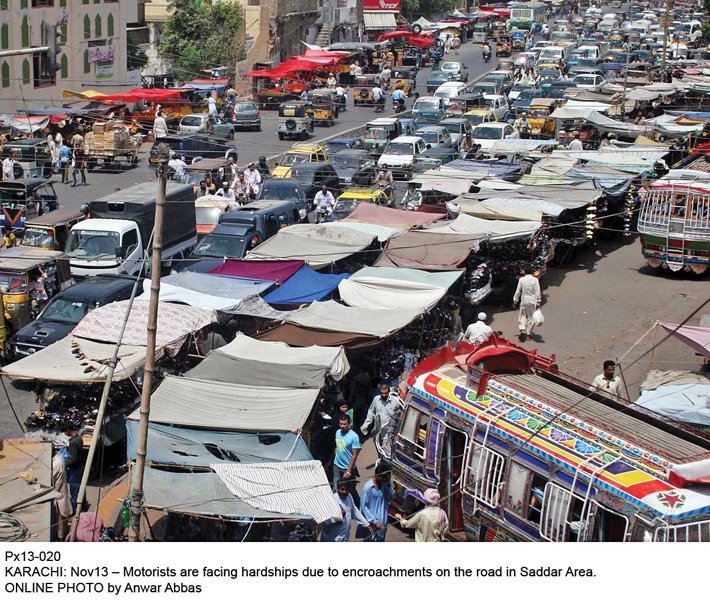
{"left": 513, "top": 266, "right": 541, "bottom": 342}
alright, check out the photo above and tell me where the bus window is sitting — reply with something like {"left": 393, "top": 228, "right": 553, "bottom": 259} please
{"left": 506, "top": 463, "right": 549, "bottom": 525}
{"left": 466, "top": 442, "right": 505, "bottom": 508}
{"left": 397, "top": 407, "right": 429, "bottom": 463}
{"left": 590, "top": 502, "right": 629, "bottom": 542}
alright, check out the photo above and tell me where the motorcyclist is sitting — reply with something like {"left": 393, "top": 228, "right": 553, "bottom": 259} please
{"left": 313, "top": 184, "right": 335, "bottom": 222}
{"left": 374, "top": 164, "right": 395, "bottom": 201}
{"left": 256, "top": 155, "right": 270, "bottom": 180}
{"left": 391, "top": 88, "right": 406, "bottom": 111}
{"left": 335, "top": 85, "right": 347, "bottom": 112}
{"left": 402, "top": 182, "right": 423, "bottom": 211}
{"left": 372, "top": 85, "right": 385, "bottom": 112}
{"left": 482, "top": 42, "right": 492, "bottom": 61}
{"left": 230, "top": 172, "right": 252, "bottom": 206}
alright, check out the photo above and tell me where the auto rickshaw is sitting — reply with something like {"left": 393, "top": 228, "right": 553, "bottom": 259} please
{"left": 496, "top": 34, "right": 512, "bottom": 57}
{"left": 390, "top": 67, "right": 417, "bottom": 96}
{"left": 19, "top": 210, "right": 86, "bottom": 252}
{"left": 412, "top": 148, "right": 458, "bottom": 173}
{"left": 462, "top": 108, "right": 498, "bottom": 127}
{"left": 353, "top": 75, "right": 380, "bottom": 105}
{"left": 364, "top": 118, "right": 401, "bottom": 155}
{"left": 182, "top": 157, "right": 232, "bottom": 189}
{"left": 511, "top": 29, "right": 527, "bottom": 52}
{"left": 337, "top": 185, "right": 392, "bottom": 209}
{"left": 444, "top": 92, "right": 486, "bottom": 118}
{"left": 401, "top": 48, "right": 423, "bottom": 69}
{"left": 527, "top": 98, "right": 557, "bottom": 138}
{"left": 0, "top": 179, "right": 59, "bottom": 230}
{"left": 491, "top": 21, "right": 506, "bottom": 41}
{"left": 309, "top": 89, "right": 339, "bottom": 126}
{"left": 0, "top": 248, "right": 71, "bottom": 330}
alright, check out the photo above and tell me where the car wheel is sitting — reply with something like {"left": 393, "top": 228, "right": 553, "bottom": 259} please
{"left": 228, "top": 130, "right": 235, "bottom": 140}
{"left": 278, "top": 133, "right": 285, "bottom": 140}
{"left": 254, "top": 125, "right": 261, "bottom": 132}
{"left": 301, "top": 129, "right": 308, "bottom": 141}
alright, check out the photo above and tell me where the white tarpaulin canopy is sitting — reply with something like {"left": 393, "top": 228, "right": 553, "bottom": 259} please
{"left": 142, "top": 375, "right": 321, "bottom": 432}
{"left": 412, "top": 171, "right": 476, "bottom": 195}
{"left": 327, "top": 221, "right": 406, "bottom": 242}
{"left": 211, "top": 461, "right": 342, "bottom": 524}
{"left": 217, "top": 332, "right": 349, "bottom": 379}
{"left": 0, "top": 336, "right": 162, "bottom": 382}
{"left": 244, "top": 224, "right": 375, "bottom": 269}
{"left": 428, "top": 211, "right": 541, "bottom": 240}
{"left": 285, "top": 300, "right": 423, "bottom": 337}
{"left": 450, "top": 199, "right": 542, "bottom": 222}
{"left": 338, "top": 276, "right": 447, "bottom": 311}
{"left": 353, "top": 266, "right": 463, "bottom": 289}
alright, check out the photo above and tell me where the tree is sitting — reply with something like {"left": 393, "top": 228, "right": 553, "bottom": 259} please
{"left": 127, "top": 43, "right": 148, "bottom": 72}
{"left": 159, "top": 0, "right": 243, "bottom": 82}
{"left": 402, "top": 0, "right": 457, "bottom": 21}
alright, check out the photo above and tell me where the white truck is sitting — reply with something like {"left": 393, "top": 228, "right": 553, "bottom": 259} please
{"left": 65, "top": 182, "right": 197, "bottom": 278}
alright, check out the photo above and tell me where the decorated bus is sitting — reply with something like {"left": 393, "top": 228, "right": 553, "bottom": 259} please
{"left": 386, "top": 335, "right": 710, "bottom": 542}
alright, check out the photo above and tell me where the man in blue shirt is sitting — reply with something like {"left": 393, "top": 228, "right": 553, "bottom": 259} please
{"left": 332, "top": 413, "right": 361, "bottom": 505}
{"left": 320, "top": 481, "right": 372, "bottom": 542}
{"left": 360, "top": 462, "right": 395, "bottom": 542}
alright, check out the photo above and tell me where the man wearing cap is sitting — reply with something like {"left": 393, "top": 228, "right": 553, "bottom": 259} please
{"left": 513, "top": 265, "right": 541, "bottom": 341}
{"left": 464, "top": 312, "right": 493, "bottom": 345}
{"left": 244, "top": 161, "right": 262, "bottom": 199}
{"left": 568, "top": 132, "right": 584, "bottom": 151}
{"left": 215, "top": 180, "right": 235, "bottom": 201}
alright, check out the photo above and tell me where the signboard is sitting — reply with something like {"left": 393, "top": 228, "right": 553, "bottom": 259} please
{"left": 88, "top": 45, "right": 115, "bottom": 64}
{"left": 95, "top": 60, "right": 114, "bottom": 81}
{"left": 363, "top": 0, "right": 401, "bottom": 11}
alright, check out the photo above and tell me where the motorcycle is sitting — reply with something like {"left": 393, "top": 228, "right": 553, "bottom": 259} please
{"left": 483, "top": 50, "right": 491, "bottom": 63}
{"left": 315, "top": 205, "right": 332, "bottom": 223}
{"left": 376, "top": 182, "right": 395, "bottom": 205}
{"left": 374, "top": 97, "right": 385, "bottom": 113}
{"left": 393, "top": 98, "right": 406, "bottom": 113}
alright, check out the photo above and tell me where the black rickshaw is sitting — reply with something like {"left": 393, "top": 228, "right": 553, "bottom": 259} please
{"left": 309, "top": 89, "right": 339, "bottom": 126}
{"left": 390, "top": 67, "right": 417, "bottom": 96}
{"left": 353, "top": 75, "right": 380, "bottom": 105}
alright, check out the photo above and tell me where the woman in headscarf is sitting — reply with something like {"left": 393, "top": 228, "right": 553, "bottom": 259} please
{"left": 395, "top": 488, "right": 448, "bottom": 542}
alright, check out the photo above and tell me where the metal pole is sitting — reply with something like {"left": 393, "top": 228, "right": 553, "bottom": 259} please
{"left": 0, "top": 46, "right": 49, "bottom": 58}
{"left": 621, "top": 41, "right": 631, "bottom": 117}
{"left": 129, "top": 144, "right": 170, "bottom": 542}
{"left": 660, "top": 0, "right": 671, "bottom": 80}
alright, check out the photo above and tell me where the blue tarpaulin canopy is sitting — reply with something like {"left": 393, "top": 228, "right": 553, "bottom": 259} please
{"left": 263, "top": 265, "right": 350, "bottom": 305}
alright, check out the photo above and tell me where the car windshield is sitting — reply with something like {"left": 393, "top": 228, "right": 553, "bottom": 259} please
{"left": 540, "top": 50, "right": 561, "bottom": 60}
{"left": 65, "top": 230, "right": 120, "bottom": 260}
{"left": 463, "top": 113, "right": 485, "bottom": 125}
{"left": 414, "top": 98, "right": 439, "bottom": 109}
{"left": 40, "top": 298, "right": 91, "bottom": 324}
{"left": 261, "top": 183, "right": 302, "bottom": 200}
{"left": 441, "top": 63, "right": 460, "bottom": 71}
{"left": 441, "top": 123, "right": 462, "bottom": 134}
{"left": 529, "top": 108, "right": 549, "bottom": 118}
{"left": 429, "top": 73, "right": 450, "bottom": 82}
{"left": 234, "top": 103, "right": 257, "bottom": 112}
{"left": 181, "top": 116, "right": 203, "bottom": 127}
{"left": 331, "top": 155, "right": 362, "bottom": 168}
{"left": 435, "top": 88, "right": 459, "bottom": 98}
{"left": 417, "top": 131, "right": 439, "bottom": 143}
{"left": 20, "top": 226, "right": 54, "bottom": 249}
{"left": 279, "top": 154, "right": 310, "bottom": 167}
{"left": 365, "top": 128, "right": 388, "bottom": 140}
{"left": 384, "top": 143, "right": 414, "bottom": 155}
{"left": 192, "top": 235, "right": 246, "bottom": 258}
{"left": 472, "top": 126, "right": 504, "bottom": 139}
{"left": 291, "top": 170, "right": 315, "bottom": 184}
{"left": 325, "top": 142, "right": 350, "bottom": 151}
{"left": 0, "top": 271, "right": 26, "bottom": 295}
{"left": 195, "top": 207, "right": 223, "bottom": 225}
{"left": 575, "top": 76, "right": 595, "bottom": 85}
{"left": 0, "top": 189, "right": 28, "bottom": 202}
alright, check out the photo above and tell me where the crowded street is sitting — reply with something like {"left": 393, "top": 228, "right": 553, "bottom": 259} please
{"left": 0, "top": 0, "right": 709, "bottom": 548}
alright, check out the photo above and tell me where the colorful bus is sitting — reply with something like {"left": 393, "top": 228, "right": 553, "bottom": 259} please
{"left": 387, "top": 336, "right": 710, "bottom": 542}
{"left": 509, "top": 2, "right": 547, "bottom": 30}
{"left": 638, "top": 172, "right": 710, "bottom": 274}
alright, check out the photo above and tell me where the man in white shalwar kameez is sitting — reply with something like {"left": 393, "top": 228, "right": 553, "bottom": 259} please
{"left": 513, "top": 267, "right": 541, "bottom": 341}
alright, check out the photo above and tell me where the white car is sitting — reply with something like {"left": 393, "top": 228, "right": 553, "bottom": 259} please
{"left": 440, "top": 61, "right": 468, "bottom": 82}
{"left": 434, "top": 81, "right": 468, "bottom": 104}
{"left": 572, "top": 73, "right": 605, "bottom": 91}
{"left": 377, "top": 135, "right": 428, "bottom": 171}
{"left": 470, "top": 122, "right": 518, "bottom": 151}
{"left": 178, "top": 113, "right": 235, "bottom": 139}
{"left": 482, "top": 94, "right": 510, "bottom": 121}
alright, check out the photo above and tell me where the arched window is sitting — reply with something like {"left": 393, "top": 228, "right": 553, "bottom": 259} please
{"left": 84, "top": 49, "right": 90, "bottom": 74}
{"left": 95, "top": 14, "right": 101, "bottom": 38}
{"left": 1, "top": 23, "right": 8, "bottom": 50}
{"left": 60, "top": 54, "right": 68, "bottom": 79}
{"left": 1, "top": 62, "right": 9, "bottom": 88}
{"left": 21, "top": 15, "right": 29, "bottom": 47}
{"left": 60, "top": 23, "right": 67, "bottom": 44}
{"left": 84, "top": 15, "right": 91, "bottom": 39}
{"left": 107, "top": 14, "right": 114, "bottom": 37}
{"left": 22, "top": 58, "right": 30, "bottom": 84}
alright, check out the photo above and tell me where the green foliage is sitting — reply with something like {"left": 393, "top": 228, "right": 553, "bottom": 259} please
{"left": 701, "top": 22, "right": 710, "bottom": 45}
{"left": 127, "top": 43, "right": 149, "bottom": 72}
{"left": 402, "top": 0, "right": 456, "bottom": 19}
{"left": 159, "top": 0, "right": 243, "bottom": 81}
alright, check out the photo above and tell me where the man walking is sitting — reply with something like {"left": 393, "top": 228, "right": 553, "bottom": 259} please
{"left": 589, "top": 360, "right": 623, "bottom": 396}
{"left": 321, "top": 480, "right": 372, "bottom": 542}
{"left": 360, "top": 463, "right": 395, "bottom": 542}
{"left": 2, "top": 150, "right": 16, "bottom": 181}
{"left": 361, "top": 382, "right": 400, "bottom": 457}
{"left": 58, "top": 142, "right": 72, "bottom": 184}
{"left": 65, "top": 424, "right": 85, "bottom": 511}
{"left": 331, "top": 413, "right": 361, "bottom": 505}
{"left": 513, "top": 266, "right": 541, "bottom": 341}
{"left": 153, "top": 111, "right": 168, "bottom": 139}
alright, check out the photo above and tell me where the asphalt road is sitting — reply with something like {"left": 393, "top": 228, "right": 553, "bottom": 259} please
{"left": 50, "top": 40, "right": 495, "bottom": 212}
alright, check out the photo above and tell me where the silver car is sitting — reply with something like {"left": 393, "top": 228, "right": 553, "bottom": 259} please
{"left": 179, "top": 114, "right": 235, "bottom": 140}
{"left": 440, "top": 61, "right": 468, "bottom": 82}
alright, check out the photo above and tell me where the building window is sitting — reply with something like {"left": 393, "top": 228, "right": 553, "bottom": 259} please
{"left": 60, "top": 0, "right": 65, "bottom": 6}
{"left": 95, "top": 14, "right": 101, "bottom": 38}
{"left": 1, "top": 23, "right": 8, "bottom": 50}
{"left": 33, "top": 53, "right": 55, "bottom": 88}
{"left": 83, "top": 49, "right": 90, "bottom": 74}
{"left": 60, "top": 54, "right": 67, "bottom": 78}
{"left": 31, "top": 0, "right": 55, "bottom": 7}
{"left": 21, "top": 0, "right": 28, "bottom": 8}
{"left": 0, "top": 0, "right": 7, "bottom": 10}
{"left": 83, "top": 0, "right": 88, "bottom": 3}
{"left": 1, "top": 62, "right": 9, "bottom": 88}
{"left": 84, "top": 15, "right": 90, "bottom": 39}
{"left": 21, "top": 15, "right": 29, "bottom": 47}
{"left": 60, "top": 23, "right": 67, "bottom": 44}
{"left": 107, "top": 14, "right": 114, "bottom": 37}
{"left": 22, "top": 59, "right": 30, "bottom": 85}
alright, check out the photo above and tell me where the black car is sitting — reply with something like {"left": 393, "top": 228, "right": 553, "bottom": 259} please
{"left": 11, "top": 275, "right": 140, "bottom": 358}
{"left": 323, "top": 137, "right": 366, "bottom": 153}
{"left": 2, "top": 138, "right": 52, "bottom": 179}
{"left": 225, "top": 101, "right": 261, "bottom": 131}
{"left": 290, "top": 163, "right": 341, "bottom": 200}
{"left": 258, "top": 178, "right": 310, "bottom": 218}
{"left": 426, "top": 70, "right": 454, "bottom": 93}
{"left": 148, "top": 134, "right": 238, "bottom": 169}
{"left": 329, "top": 150, "right": 377, "bottom": 186}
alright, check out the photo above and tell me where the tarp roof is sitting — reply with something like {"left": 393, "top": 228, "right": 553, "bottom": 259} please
{"left": 207, "top": 259, "right": 304, "bottom": 283}
{"left": 212, "top": 461, "right": 342, "bottom": 524}
{"left": 551, "top": 150, "right": 658, "bottom": 175}
{"left": 411, "top": 172, "right": 476, "bottom": 196}
{"left": 126, "top": 422, "right": 312, "bottom": 467}
{"left": 375, "top": 231, "right": 481, "bottom": 270}
{"left": 138, "top": 272, "right": 274, "bottom": 311}
{"left": 481, "top": 197, "right": 587, "bottom": 216}
{"left": 263, "top": 265, "right": 349, "bottom": 305}
{"left": 141, "top": 375, "right": 321, "bottom": 432}
{"left": 338, "top": 276, "right": 447, "bottom": 311}
{"left": 284, "top": 300, "right": 423, "bottom": 337}
{"left": 0, "top": 115, "right": 50, "bottom": 133}
{"left": 219, "top": 294, "right": 291, "bottom": 321}
{"left": 244, "top": 224, "right": 376, "bottom": 269}
{"left": 352, "top": 266, "right": 462, "bottom": 289}
{"left": 659, "top": 322, "right": 710, "bottom": 359}
{"left": 0, "top": 336, "right": 161, "bottom": 383}
{"left": 255, "top": 324, "right": 380, "bottom": 349}
{"left": 427, "top": 212, "right": 541, "bottom": 240}
{"left": 327, "top": 221, "right": 406, "bottom": 242}
{"left": 343, "top": 202, "right": 444, "bottom": 229}
{"left": 72, "top": 300, "right": 216, "bottom": 356}
{"left": 635, "top": 382, "right": 710, "bottom": 427}
{"left": 96, "top": 88, "right": 184, "bottom": 103}
{"left": 451, "top": 200, "right": 542, "bottom": 222}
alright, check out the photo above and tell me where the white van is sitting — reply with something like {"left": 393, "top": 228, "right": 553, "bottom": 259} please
{"left": 537, "top": 45, "right": 567, "bottom": 64}
{"left": 630, "top": 20, "right": 652, "bottom": 36}
{"left": 597, "top": 19, "right": 619, "bottom": 33}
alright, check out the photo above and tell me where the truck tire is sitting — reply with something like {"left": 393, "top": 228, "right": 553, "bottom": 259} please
{"left": 278, "top": 133, "right": 285, "bottom": 140}
{"left": 301, "top": 129, "right": 308, "bottom": 141}
{"left": 286, "top": 119, "right": 297, "bottom": 130}
{"left": 411, "top": 24, "right": 422, "bottom": 35}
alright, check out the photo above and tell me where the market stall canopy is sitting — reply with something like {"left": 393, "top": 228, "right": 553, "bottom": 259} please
{"left": 551, "top": 150, "right": 658, "bottom": 175}
{"left": 244, "top": 57, "right": 340, "bottom": 78}
{"left": 72, "top": 300, "right": 216, "bottom": 356}
{"left": 212, "top": 461, "right": 341, "bottom": 524}
{"left": 284, "top": 300, "right": 424, "bottom": 337}
{"left": 375, "top": 231, "right": 481, "bottom": 270}
{"left": 364, "top": 12, "right": 398, "bottom": 31}
{"left": 178, "top": 78, "right": 230, "bottom": 92}
{"left": 353, "top": 266, "right": 462, "bottom": 289}
{"left": 262, "top": 265, "right": 349, "bottom": 305}
{"left": 207, "top": 259, "right": 304, "bottom": 282}
{"left": 635, "top": 380, "right": 710, "bottom": 427}
{"left": 338, "top": 276, "right": 448, "bottom": 311}
{"left": 142, "top": 375, "right": 321, "bottom": 432}
{"left": 327, "top": 221, "right": 406, "bottom": 242}
{"left": 343, "top": 202, "right": 444, "bottom": 229}
{"left": 96, "top": 88, "right": 184, "bottom": 103}
{"left": 219, "top": 294, "right": 291, "bottom": 321}
{"left": 0, "top": 336, "right": 161, "bottom": 383}
{"left": 451, "top": 199, "right": 542, "bottom": 221}
{"left": 255, "top": 325, "right": 380, "bottom": 349}
{"left": 61, "top": 89, "right": 107, "bottom": 100}
{"left": 427, "top": 212, "right": 541, "bottom": 241}
{"left": 411, "top": 172, "right": 476, "bottom": 196}
{"left": 659, "top": 322, "right": 710, "bottom": 359}
{"left": 126, "top": 422, "right": 312, "bottom": 467}
{"left": 0, "top": 115, "right": 50, "bottom": 134}
{"left": 244, "top": 224, "right": 376, "bottom": 269}
{"left": 138, "top": 272, "right": 273, "bottom": 311}
{"left": 445, "top": 158, "right": 523, "bottom": 179}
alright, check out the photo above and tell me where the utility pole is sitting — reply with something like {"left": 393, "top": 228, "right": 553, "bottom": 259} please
{"left": 129, "top": 143, "right": 170, "bottom": 542}
{"left": 660, "top": 0, "right": 672, "bottom": 80}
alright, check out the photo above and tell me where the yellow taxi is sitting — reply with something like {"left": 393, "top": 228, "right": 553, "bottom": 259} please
{"left": 462, "top": 108, "right": 498, "bottom": 127}
{"left": 271, "top": 143, "right": 328, "bottom": 179}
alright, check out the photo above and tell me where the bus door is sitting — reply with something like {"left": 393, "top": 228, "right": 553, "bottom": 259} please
{"left": 440, "top": 425, "right": 468, "bottom": 532}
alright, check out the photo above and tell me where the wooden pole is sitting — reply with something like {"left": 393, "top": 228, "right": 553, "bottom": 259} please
{"left": 129, "top": 143, "right": 169, "bottom": 542}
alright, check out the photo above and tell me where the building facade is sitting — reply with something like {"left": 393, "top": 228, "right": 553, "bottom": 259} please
{"left": 0, "top": 0, "right": 142, "bottom": 113}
